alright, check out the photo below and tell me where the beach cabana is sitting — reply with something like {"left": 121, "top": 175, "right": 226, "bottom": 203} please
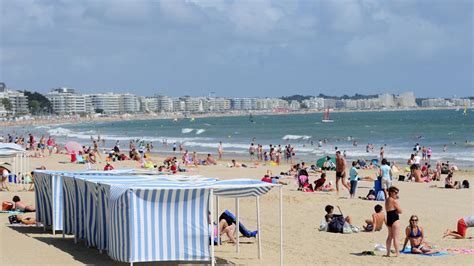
{"left": 106, "top": 179, "right": 281, "bottom": 265}
{"left": 35, "top": 170, "right": 283, "bottom": 265}
{"left": 33, "top": 169, "right": 156, "bottom": 234}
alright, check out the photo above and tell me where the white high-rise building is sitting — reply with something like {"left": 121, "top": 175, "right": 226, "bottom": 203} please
{"left": 378, "top": 93, "right": 395, "bottom": 107}
{"left": 88, "top": 93, "right": 121, "bottom": 114}
{"left": 396, "top": 92, "right": 417, "bottom": 107}
{"left": 46, "top": 87, "right": 92, "bottom": 114}
{"left": 120, "top": 93, "right": 140, "bottom": 113}
{"left": 0, "top": 82, "right": 29, "bottom": 116}
{"left": 156, "top": 95, "right": 173, "bottom": 112}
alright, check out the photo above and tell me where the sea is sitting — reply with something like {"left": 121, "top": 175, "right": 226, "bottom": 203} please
{"left": 9, "top": 109, "right": 474, "bottom": 168}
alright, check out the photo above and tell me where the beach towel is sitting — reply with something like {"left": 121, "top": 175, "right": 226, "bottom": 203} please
{"left": 0, "top": 210, "right": 24, "bottom": 215}
{"left": 444, "top": 248, "right": 474, "bottom": 255}
{"left": 401, "top": 247, "right": 450, "bottom": 256}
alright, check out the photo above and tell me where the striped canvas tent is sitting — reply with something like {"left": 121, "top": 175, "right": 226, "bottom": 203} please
{"left": 36, "top": 170, "right": 282, "bottom": 265}
{"left": 60, "top": 172, "right": 215, "bottom": 250}
{"left": 34, "top": 169, "right": 156, "bottom": 233}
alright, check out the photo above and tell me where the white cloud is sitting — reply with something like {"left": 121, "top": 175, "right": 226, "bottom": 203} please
{"left": 228, "top": 0, "right": 284, "bottom": 36}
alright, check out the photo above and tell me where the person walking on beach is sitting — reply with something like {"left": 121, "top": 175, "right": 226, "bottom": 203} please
{"left": 218, "top": 141, "right": 223, "bottom": 160}
{"left": 378, "top": 159, "right": 392, "bottom": 197}
{"left": 335, "top": 151, "right": 350, "bottom": 195}
{"left": 385, "top": 186, "right": 402, "bottom": 257}
{"left": 380, "top": 146, "right": 385, "bottom": 161}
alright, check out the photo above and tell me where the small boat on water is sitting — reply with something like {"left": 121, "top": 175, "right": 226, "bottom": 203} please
{"left": 322, "top": 108, "right": 334, "bottom": 123}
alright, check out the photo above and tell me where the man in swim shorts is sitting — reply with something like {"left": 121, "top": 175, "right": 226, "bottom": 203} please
{"left": 335, "top": 151, "right": 350, "bottom": 195}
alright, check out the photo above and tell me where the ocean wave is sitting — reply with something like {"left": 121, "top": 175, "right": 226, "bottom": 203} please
{"left": 195, "top": 129, "right": 206, "bottom": 135}
{"left": 181, "top": 128, "right": 194, "bottom": 134}
{"left": 282, "top": 135, "right": 312, "bottom": 140}
{"left": 35, "top": 125, "right": 51, "bottom": 129}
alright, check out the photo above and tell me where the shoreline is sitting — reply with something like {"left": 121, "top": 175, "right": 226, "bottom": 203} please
{"left": 1, "top": 106, "right": 470, "bottom": 128}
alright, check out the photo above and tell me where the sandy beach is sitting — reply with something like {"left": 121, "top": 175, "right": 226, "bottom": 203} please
{"left": 0, "top": 151, "right": 473, "bottom": 265}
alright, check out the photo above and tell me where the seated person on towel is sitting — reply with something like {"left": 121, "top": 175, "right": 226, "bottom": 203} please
{"left": 402, "top": 215, "right": 437, "bottom": 254}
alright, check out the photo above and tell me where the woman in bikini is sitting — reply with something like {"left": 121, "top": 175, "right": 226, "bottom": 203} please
{"left": 402, "top": 215, "right": 437, "bottom": 254}
{"left": 385, "top": 186, "right": 402, "bottom": 257}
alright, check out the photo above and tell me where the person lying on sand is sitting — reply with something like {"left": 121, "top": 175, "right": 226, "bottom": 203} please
{"left": 402, "top": 215, "right": 437, "bottom": 254}
{"left": 363, "top": 204, "right": 385, "bottom": 232}
{"left": 228, "top": 159, "right": 247, "bottom": 168}
{"left": 261, "top": 170, "right": 288, "bottom": 185}
{"left": 11, "top": 195, "right": 35, "bottom": 212}
{"left": 9, "top": 215, "right": 37, "bottom": 225}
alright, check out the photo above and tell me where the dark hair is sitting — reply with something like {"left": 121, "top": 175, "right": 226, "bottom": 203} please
{"left": 12, "top": 196, "right": 20, "bottom": 202}
{"left": 352, "top": 161, "right": 357, "bottom": 166}
{"left": 325, "top": 205, "right": 334, "bottom": 213}
{"left": 321, "top": 173, "right": 326, "bottom": 178}
{"left": 374, "top": 204, "right": 383, "bottom": 213}
{"left": 388, "top": 186, "right": 399, "bottom": 194}
{"left": 381, "top": 158, "right": 388, "bottom": 165}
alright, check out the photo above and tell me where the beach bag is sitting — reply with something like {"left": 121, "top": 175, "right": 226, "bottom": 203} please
{"left": 462, "top": 180, "right": 469, "bottom": 189}
{"left": 376, "top": 190, "right": 385, "bottom": 201}
{"left": 2, "top": 201, "right": 13, "bottom": 211}
{"left": 328, "top": 215, "right": 345, "bottom": 233}
{"left": 342, "top": 222, "right": 352, "bottom": 234}
{"left": 318, "top": 221, "right": 328, "bottom": 231}
{"left": 398, "top": 175, "right": 406, "bottom": 181}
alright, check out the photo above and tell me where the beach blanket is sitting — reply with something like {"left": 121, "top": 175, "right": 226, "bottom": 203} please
{"left": 0, "top": 210, "right": 24, "bottom": 215}
{"left": 7, "top": 223, "right": 43, "bottom": 227}
{"left": 401, "top": 247, "right": 450, "bottom": 256}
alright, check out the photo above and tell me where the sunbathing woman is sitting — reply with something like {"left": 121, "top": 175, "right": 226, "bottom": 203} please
{"left": 402, "top": 215, "right": 437, "bottom": 254}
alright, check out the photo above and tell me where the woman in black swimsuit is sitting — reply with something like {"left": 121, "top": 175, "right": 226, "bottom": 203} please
{"left": 385, "top": 186, "right": 402, "bottom": 257}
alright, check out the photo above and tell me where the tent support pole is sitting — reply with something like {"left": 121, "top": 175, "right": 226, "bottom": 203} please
{"left": 279, "top": 186, "right": 283, "bottom": 266}
{"left": 216, "top": 195, "right": 220, "bottom": 246}
{"left": 236, "top": 198, "right": 240, "bottom": 253}
{"left": 210, "top": 189, "right": 215, "bottom": 266}
{"left": 52, "top": 177, "right": 55, "bottom": 236}
{"left": 256, "top": 195, "right": 262, "bottom": 259}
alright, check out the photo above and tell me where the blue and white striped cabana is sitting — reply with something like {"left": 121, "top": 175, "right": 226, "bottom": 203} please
{"left": 35, "top": 170, "right": 283, "bottom": 265}
{"left": 33, "top": 169, "right": 156, "bottom": 234}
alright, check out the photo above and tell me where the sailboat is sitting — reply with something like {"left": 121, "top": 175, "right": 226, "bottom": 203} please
{"left": 322, "top": 108, "right": 334, "bottom": 123}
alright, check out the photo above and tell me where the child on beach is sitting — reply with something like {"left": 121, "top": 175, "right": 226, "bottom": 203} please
{"left": 363, "top": 204, "right": 385, "bottom": 232}
{"left": 349, "top": 161, "right": 359, "bottom": 198}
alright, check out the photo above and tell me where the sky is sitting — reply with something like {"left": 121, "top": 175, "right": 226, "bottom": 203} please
{"left": 0, "top": 0, "right": 473, "bottom": 98}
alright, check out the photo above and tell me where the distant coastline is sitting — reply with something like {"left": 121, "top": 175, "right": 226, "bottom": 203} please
{"left": 1, "top": 106, "right": 470, "bottom": 128}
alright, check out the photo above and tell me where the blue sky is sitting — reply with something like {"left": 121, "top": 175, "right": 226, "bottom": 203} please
{"left": 1, "top": 0, "right": 472, "bottom": 98}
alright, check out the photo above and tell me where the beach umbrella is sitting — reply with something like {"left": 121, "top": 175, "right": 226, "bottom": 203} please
{"left": 0, "top": 162, "right": 12, "bottom": 172}
{"left": 64, "top": 141, "right": 83, "bottom": 154}
{"left": 316, "top": 156, "right": 336, "bottom": 168}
